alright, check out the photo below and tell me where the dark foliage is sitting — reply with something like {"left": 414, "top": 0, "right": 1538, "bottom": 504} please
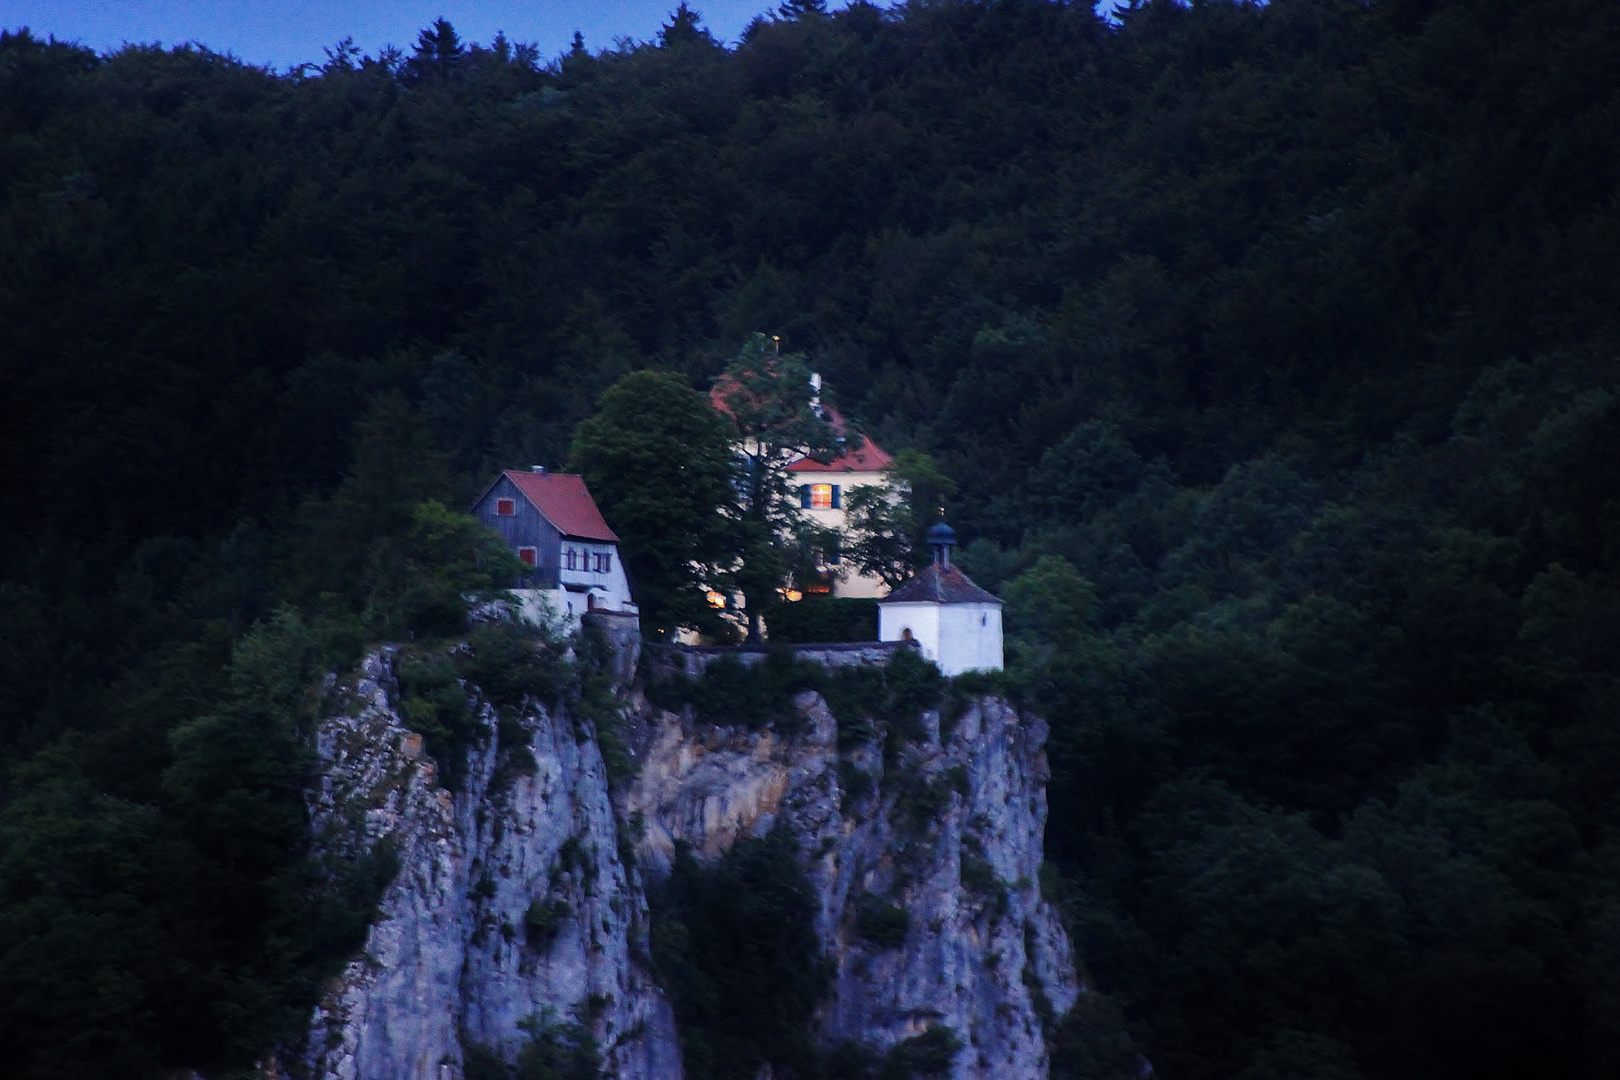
{"left": 2, "top": 0, "right": 1620, "bottom": 1075}
{"left": 765, "top": 597, "right": 879, "bottom": 644}
{"left": 649, "top": 825, "right": 827, "bottom": 1080}
{"left": 648, "top": 647, "right": 827, "bottom": 731}
{"left": 852, "top": 894, "right": 910, "bottom": 948}
{"left": 463, "top": 1009, "right": 602, "bottom": 1080}
{"left": 569, "top": 370, "right": 739, "bottom": 639}
{"left": 524, "top": 897, "right": 572, "bottom": 949}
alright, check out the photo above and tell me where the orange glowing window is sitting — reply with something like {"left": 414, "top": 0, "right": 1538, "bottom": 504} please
{"left": 495, "top": 498, "right": 516, "bottom": 516}
{"left": 809, "top": 484, "right": 834, "bottom": 509}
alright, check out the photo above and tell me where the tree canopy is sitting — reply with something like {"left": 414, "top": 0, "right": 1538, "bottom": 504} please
{"left": 2, "top": 1, "right": 1620, "bottom": 1077}
{"left": 569, "top": 369, "right": 738, "bottom": 638}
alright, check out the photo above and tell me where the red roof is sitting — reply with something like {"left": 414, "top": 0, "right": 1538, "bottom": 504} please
{"left": 710, "top": 377, "right": 893, "bottom": 473}
{"left": 504, "top": 470, "right": 619, "bottom": 542}
{"left": 786, "top": 401, "right": 893, "bottom": 472}
{"left": 879, "top": 562, "right": 1002, "bottom": 605}
{"left": 787, "top": 438, "right": 894, "bottom": 473}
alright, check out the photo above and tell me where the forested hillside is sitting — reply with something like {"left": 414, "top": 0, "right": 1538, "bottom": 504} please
{"left": 2, "top": 1, "right": 1619, "bottom": 1077}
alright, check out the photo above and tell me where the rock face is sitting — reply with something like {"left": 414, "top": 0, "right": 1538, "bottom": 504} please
{"left": 626, "top": 691, "right": 1079, "bottom": 1079}
{"left": 302, "top": 646, "right": 1078, "bottom": 1080}
{"left": 303, "top": 649, "right": 680, "bottom": 1080}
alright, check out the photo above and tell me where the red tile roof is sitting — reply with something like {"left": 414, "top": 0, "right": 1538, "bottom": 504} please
{"left": 787, "top": 437, "right": 894, "bottom": 473}
{"left": 710, "top": 376, "right": 893, "bottom": 473}
{"left": 504, "top": 470, "right": 619, "bottom": 542}
{"left": 879, "top": 562, "right": 1001, "bottom": 605}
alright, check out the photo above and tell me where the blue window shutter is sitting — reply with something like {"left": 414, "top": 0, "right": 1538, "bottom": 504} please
{"left": 831, "top": 485, "right": 842, "bottom": 509}
{"left": 800, "top": 484, "right": 812, "bottom": 509}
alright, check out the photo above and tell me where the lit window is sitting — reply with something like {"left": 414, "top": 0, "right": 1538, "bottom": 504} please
{"left": 495, "top": 498, "right": 516, "bottom": 516}
{"left": 517, "top": 547, "right": 537, "bottom": 567}
{"left": 810, "top": 484, "right": 833, "bottom": 509}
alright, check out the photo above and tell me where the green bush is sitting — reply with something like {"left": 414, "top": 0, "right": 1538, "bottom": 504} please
{"left": 838, "top": 760, "right": 875, "bottom": 813}
{"left": 960, "top": 849, "right": 1008, "bottom": 918}
{"left": 649, "top": 824, "right": 827, "bottom": 1080}
{"left": 514, "top": 1010, "right": 601, "bottom": 1080}
{"left": 853, "top": 895, "right": 911, "bottom": 948}
{"left": 565, "top": 622, "right": 631, "bottom": 783}
{"left": 891, "top": 764, "right": 967, "bottom": 834}
{"left": 524, "top": 898, "right": 572, "bottom": 949}
{"left": 878, "top": 1026, "right": 962, "bottom": 1080}
{"left": 767, "top": 597, "right": 879, "bottom": 644}
{"left": 397, "top": 651, "right": 483, "bottom": 791}
{"left": 461, "top": 1009, "right": 602, "bottom": 1080}
{"left": 462, "top": 1036, "right": 513, "bottom": 1080}
{"left": 648, "top": 647, "right": 826, "bottom": 732}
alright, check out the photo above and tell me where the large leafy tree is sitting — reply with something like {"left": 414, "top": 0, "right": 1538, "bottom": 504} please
{"left": 713, "top": 334, "right": 841, "bottom": 641}
{"left": 569, "top": 370, "right": 738, "bottom": 639}
{"left": 842, "top": 449, "right": 960, "bottom": 589}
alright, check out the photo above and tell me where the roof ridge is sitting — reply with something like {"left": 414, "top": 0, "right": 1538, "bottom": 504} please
{"left": 879, "top": 562, "right": 1001, "bottom": 605}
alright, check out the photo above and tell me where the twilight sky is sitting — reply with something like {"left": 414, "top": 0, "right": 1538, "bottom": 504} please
{"left": 0, "top": 1, "right": 845, "bottom": 70}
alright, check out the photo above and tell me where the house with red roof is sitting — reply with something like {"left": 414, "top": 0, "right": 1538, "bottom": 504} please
{"left": 471, "top": 467, "right": 636, "bottom": 626}
{"left": 787, "top": 388, "right": 894, "bottom": 599}
{"left": 711, "top": 370, "right": 897, "bottom": 600}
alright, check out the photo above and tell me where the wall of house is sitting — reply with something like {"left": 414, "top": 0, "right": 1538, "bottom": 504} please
{"left": 470, "top": 475, "right": 562, "bottom": 588}
{"left": 558, "top": 540, "right": 634, "bottom": 613}
{"left": 878, "top": 601, "right": 1003, "bottom": 677}
{"left": 878, "top": 601, "right": 941, "bottom": 664}
{"left": 936, "top": 603, "right": 1004, "bottom": 676}
{"left": 794, "top": 468, "right": 889, "bottom": 599}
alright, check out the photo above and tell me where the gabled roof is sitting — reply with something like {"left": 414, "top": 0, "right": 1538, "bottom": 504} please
{"left": 796, "top": 401, "right": 893, "bottom": 472}
{"left": 502, "top": 470, "right": 619, "bottom": 542}
{"left": 709, "top": 376, "right": 894, "bottom": 474}
{"left": 879, "top": 562, "right": 1002, "bottom": 606}
{"left": 787, "top": 436, "right": 894, "bottom": 473}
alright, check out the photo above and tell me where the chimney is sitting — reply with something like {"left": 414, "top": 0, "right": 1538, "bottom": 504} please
{"left": 531, "top": 465, "right": 547, "bottom": 474}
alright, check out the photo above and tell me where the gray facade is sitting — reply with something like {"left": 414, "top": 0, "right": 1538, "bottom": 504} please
{"left": 471, "top": 474, "right": 562, "bottom": 587}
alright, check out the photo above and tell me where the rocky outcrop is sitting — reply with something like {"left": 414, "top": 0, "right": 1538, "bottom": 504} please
{"left": 302, "top": 644, "right": 1078, "bottom": 1080}
{"left": 302, "top": 648, "right": 679, "bottom": 1080}
{"left": 625, "top": 690, "right": 1079, "bottom": 1079}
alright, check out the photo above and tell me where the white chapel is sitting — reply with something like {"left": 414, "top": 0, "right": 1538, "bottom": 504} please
{"left": 878, "top": 521, "right": 1004, "bottom": 676}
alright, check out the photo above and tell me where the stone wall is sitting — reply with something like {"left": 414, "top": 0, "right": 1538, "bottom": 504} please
{"left": 644, "top": 639, "right": 914, "bottom": 680}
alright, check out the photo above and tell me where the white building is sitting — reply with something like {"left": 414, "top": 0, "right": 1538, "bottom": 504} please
{"left": 878, "top": 522, "right": 1003, "bottom": 676}
{"left": 470, "top": 467, "right": 637, "bottom": 633}
{"left": 711, "top": 371, "right": 897, "bottom": 602}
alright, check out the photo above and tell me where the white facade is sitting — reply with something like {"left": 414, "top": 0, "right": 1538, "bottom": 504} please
{"left": 557, "top": 539, "right": 634, "bottom": 611}
{"left": 795, "top": 468, "right": 892, "bottom": 599}
{"left": 879, "top": 600, "right": 1003, "bottom": 677}
{"left": 511, "top": 541, "right": 636, "bottom": 636}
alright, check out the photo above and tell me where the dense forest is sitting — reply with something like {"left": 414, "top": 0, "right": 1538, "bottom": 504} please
{"left": 2, "top": 0, "right": 1619, "bottom": 1077}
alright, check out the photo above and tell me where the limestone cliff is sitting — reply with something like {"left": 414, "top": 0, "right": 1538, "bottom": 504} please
{"left": 300, "top": 643, "right": 1078, "bottom": 1080}
{"left": 626, "top": 688, "right": 1078, "bottom": 1078}
{"left": 302, "top": 648, "right": 679, "bottom": 1080}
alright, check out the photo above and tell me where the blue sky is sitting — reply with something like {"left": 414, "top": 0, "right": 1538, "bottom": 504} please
{"left": 0, "top": 1, "right": 842, "bottom": 70}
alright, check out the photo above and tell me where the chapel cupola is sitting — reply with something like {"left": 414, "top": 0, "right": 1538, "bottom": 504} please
{"left": 927, "top": 520, "right": 957, "bottom": 566}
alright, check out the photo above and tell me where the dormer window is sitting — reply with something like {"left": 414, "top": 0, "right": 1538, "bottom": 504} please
{"left": 495, "top": 498, "right": 516, "bottom": 516}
